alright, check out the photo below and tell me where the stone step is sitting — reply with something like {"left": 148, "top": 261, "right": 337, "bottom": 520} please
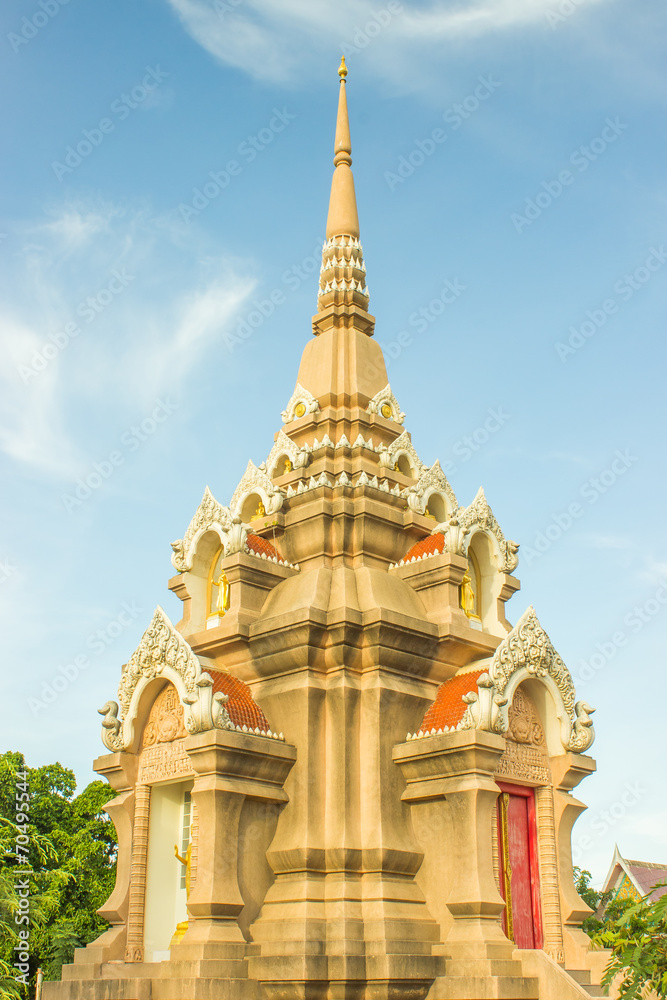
{"left": 151, "top": 977, "right": 258, "bottom": 1000}
{"left": 428, "top": 974, "right": 541, "bottom": 999}
{"left": 565, "top": 967, "right": 605, "bottom": 996}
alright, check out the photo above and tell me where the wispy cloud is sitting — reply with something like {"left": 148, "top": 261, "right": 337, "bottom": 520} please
{"left": 0, "top": 202, "right": 255, "bottom": 478}
{"left": 163, "top": 0, "right": 610, "bottom": 86}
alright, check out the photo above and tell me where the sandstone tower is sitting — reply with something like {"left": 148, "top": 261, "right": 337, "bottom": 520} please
{"left": 47, "top": 61, "right": 611, "bottom": 1000}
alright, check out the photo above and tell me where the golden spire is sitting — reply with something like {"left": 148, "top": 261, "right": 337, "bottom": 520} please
{"left": 325, "top": 57, "right": 359, "bottom": 240}
{"left": 313, "top": 58, "right": 372, "bottom": 336}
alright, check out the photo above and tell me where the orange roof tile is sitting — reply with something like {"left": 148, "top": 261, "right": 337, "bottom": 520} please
{"left": 209, "top": 669, "right": 271, "bottom": 732}
{"left": 246, "top": 532, "right": 286, "bottom": 563}
{"left": 402, "top": 533, "right": 445, "bottom": 564}
{"left": 420, "top": 668, "right": 486, "bottom": 732}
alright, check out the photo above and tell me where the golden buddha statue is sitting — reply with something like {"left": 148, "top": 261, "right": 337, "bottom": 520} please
{"left": 215, "top": 570, "right": 231, "bottom": 617}
{"left": 283, "top": 457, "right": 292, "bottom": 474}
{"left": 253, "top": 498, "right": 266, "bottom": 519}
{"left": 174, "top": 843, "right": 192, "bottom": 896}
{"left": 460, "top": 570, "right": 480, "bottom": 621}
{"left": 424, "top": 506, "right": 436, "bottom": 520}
{"left": 171, "top": 843, "right": 192, "bottom": 945}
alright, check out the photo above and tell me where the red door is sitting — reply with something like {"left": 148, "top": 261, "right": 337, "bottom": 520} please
{"left": 496, "top": 782, "right": 543, "bottom": 949}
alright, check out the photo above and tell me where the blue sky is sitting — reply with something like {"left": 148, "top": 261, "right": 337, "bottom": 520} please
{"left": 1, "top": 0, "right": 666, "bottom": 887}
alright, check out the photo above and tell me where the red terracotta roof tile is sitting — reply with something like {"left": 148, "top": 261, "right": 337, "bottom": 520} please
{"left": 420, "top": 668, "right": 487, "bottom": 732}
{"left": 209, "top": 669, "right": 271, "bottom": 732}
{"left": 402, "top": 533, "right": 445, "bottom": 563}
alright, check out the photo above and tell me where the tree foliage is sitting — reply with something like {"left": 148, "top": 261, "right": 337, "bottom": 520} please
{"left": 593, "top": 885, "right": 667, "bottom": 999}
{"left": 0, "top": 751, "right": 117, "bottom": 997}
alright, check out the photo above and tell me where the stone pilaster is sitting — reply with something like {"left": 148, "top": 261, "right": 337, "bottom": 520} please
{"left": 125, "top": 782, "right": 151, "bottom": 962}
{"left": 535, "top": 784, "right": 565, "bottom": 963}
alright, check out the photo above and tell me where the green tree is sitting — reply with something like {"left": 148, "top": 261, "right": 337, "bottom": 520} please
{"left": 594, "top": 885, "right": 667, "bottom": 999}
{"left": 0, "top": 752, "right": 117, "bottom": 994}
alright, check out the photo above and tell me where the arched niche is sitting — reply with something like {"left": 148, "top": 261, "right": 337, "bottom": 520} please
{"left": 467, "top": 530, "right": 496, "bottom": 628}
{"left": 241, "top": 491, "right": 268, "bottom": 524}
{"left": 517, "top": 676, "right": 571, "bottom": 759}
{"left": 395, "top": 453, "right": 413, "bottom": 477}
{"left": 188, "top": 529, "right": 226, "bottom": 633}
{"left": 270, "top": 454, "right": 293, "bottom": 478}
{"left": 424, "top": 491, "right": 448, "bottom": 523}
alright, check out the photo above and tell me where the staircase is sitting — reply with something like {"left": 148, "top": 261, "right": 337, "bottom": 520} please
{"left": 565, "top": 968, "right": 605, "bottom": 997}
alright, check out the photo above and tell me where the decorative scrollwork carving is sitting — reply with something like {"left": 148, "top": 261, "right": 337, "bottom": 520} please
{"left": 171, "top": 486, "right": 232, "bottom": 572}
{"left": 366, "top": 384, "right": 405, "bottom": 424}
{"left": 98, "top": 607, "right": 233, "bottom": 752}
{"left": 456, "top": 487, "right": 519, "bottom": 573}
{"left": 281, "top": 383, "right": 320, "bottom": 424}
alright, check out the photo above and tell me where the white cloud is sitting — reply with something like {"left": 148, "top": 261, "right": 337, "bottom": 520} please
{"left": 163, "top": 0, "right": 609, "bottom": 86}
{"left": 0, "top": 201, "right": 256, "bottom": 478}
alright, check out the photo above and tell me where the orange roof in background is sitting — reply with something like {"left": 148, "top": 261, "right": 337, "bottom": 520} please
{"left": 209, "top": 669, "right": 271, "bottom": 732}
{"left": 246, "top": 532, "right": 286, "bottom": 563}
{"left": 402, "top": 533, "right": 445, "bottom": 563}
{"left": 420, "top": 668, "right": 486, "bottom": 732}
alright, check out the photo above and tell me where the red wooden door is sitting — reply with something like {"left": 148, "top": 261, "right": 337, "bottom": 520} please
{"left": 496, "top": 783, "right": 543, "bottom": 949}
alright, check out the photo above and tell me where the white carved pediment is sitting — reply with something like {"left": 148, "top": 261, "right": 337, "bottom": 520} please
{"left": 457, "top": 487, "right": 520, "bottom": 573}
{"left": 366, "top": 384, "right": 405, "bottom": 424}
{"left": 98, "top": 607, "right": 232, "bottom": 753}
{"left": 378, "top": 429, "right": 424, "bottom": 477}
{"left": 402, "top": 459, "right": 458, "bottom": 514}
{"left": 281, "top": 383, "right": 320, "bottom": 424}
{"left": 229, "top": 460, "right": 285, "bottom": 518}
{"left": 458, "top": 607, "right": 595, "bottom": 753}
{"left": 171, "top": 486, "right": 233, "bottom": 572}
{"left": 266, "top": 429, "right": 309, "bottom": 477}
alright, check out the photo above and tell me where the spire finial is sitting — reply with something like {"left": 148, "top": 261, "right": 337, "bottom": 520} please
{"left": 325, "top": 58, "right": 358, "bottom": 238}
{"left": 313, "top": 60, "right": 373, "bottom": 337}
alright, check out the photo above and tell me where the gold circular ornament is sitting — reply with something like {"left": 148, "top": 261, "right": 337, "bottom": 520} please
{"left": 380, "top": 403, "right": 392, "bottom": 419}
{"left": 294, "top": 402, "right": 306, "bottom": 418}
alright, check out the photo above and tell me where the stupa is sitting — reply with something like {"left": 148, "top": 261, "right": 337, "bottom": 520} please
{"left": 47, "top": 59, "right": 612, "bottom": 1000}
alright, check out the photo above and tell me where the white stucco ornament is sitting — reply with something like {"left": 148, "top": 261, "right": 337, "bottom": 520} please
{"left": 266, "top": 429, "right": 310, "bottom": 477}
{"left": 366, "top": 384, "right": 405, "bottom": 424}
{"left": 402, "top": 459, "right": 458, "bottom": 514}
{"left": 458, "top": 606, "right": 596, "bottom": 753}
{"left": 378, "top": 429, "right": 424, "bottom": 477}
{"left": 171, "top": 486, "right": 232, "bottom": 572}
{"left": 281, "top": 383, "right": 320, "bottom": 424}
{"left": 457, "top": 487, "right": 520, "bottom": 573}
{"left": 98, "top": 607, "right": 232, "bottom": 752}
{"left": 229, "top": 460, "right": 285, "bottom": 518}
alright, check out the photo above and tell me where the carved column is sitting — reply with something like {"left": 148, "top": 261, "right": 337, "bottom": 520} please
{"left": 535, "top": 784, "right": 564, "bottom": 963}
{"left": 491, "top": 800, "right": 500, "bottom": 892}
{"left": 125, "top": 783, "right": 151, "bottom": 962}
{"left": 189, "top": 799, "right": 199, "bottom": 893}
